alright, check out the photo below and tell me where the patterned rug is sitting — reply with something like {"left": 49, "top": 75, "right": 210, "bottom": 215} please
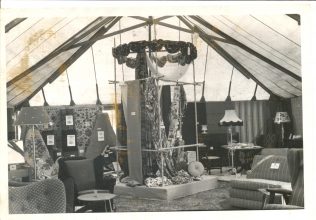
{"left": 114, "top": 181, "right": 235, "bottom": 212}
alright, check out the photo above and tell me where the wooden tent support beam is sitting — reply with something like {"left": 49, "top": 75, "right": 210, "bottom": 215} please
{"left": 66, "top": 21, "right": 148, "bottom": 50}
{"left": 178, "top": 16, "right": 277, "bottom": 97}
{"left": 7, "top": 17, "right": 115, "bottom": 87}
{"left": 13, "top": 17, "right": 122, "bottom": 108}
{"left": 48, "top": 17, "right": 122, "bottom": 84}
{"left": 177, "top": 16, "right": 231, "bottom": 44}
{"left": 287, "top": 14, "right": 300, "bottom": 25}
{"left": 153, "top": 16, "right": 174, "bottom": 23}
{"left": 156, "top": 21, "right": 192, "bottom": 33}
{"left": 5, "top": 18, "right": 27, "bottom": 33}
{"left": 190, "top": 16, "right": 301, "bottom": 82}
{"left": 129, "top": 16, "right": 149, "bottom": 22}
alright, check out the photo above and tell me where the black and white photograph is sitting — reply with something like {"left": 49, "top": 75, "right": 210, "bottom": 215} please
{"left": 1, "top": 1, "right": 315, "bottom": 220}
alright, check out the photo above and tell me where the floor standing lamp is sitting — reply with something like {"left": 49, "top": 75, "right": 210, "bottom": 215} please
{"left": 219, "top": 109, "right": 243, "bottom": 174}
{"left": 15, "top": 107, "right": 51, "bottom": 180}
{"left": 274, "top": 112, "right": 291, "bottom": 147}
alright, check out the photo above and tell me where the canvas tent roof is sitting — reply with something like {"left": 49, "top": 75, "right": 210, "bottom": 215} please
{"left": 5, "top": 15, "right": 301, "bottom": 108}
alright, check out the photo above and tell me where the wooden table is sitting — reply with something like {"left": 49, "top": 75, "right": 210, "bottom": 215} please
{"left": 77, "top": 191, "right": 117, "bottom": 212}
{"left": 221, "top": 145, "right": 263, "bottom": 174}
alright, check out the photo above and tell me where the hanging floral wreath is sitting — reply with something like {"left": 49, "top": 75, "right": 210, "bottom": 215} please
{"left": 112, "top": 39, "right": 198, "bottom": 66}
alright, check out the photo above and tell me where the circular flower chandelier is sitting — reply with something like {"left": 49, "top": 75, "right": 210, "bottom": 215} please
{"left": 112, "top": 39, "right": 198, "bottom": 66}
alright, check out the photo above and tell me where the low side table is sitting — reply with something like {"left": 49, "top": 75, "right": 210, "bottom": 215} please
{"left": 77, "top": 191, "right": 117, "bottom": 212}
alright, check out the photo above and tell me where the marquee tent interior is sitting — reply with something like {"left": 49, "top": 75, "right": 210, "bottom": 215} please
{"left": 6, "top": 15, "right": 301, "bottom": 108}
{"left": 5, "top": 14, "right": 304, "bottom": 213}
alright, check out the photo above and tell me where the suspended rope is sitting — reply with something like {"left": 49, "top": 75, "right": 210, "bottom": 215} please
{"left": 41, "top": 88, "right": 49, "bottom": 106}
{"left": 119, "top": 20, "right": 125, "bottom": 82}
{"left": 200, "top": 45, "right": 209, "bottom": 103}
{"left": 226, "top": 66, "right": 234, "bottom": 102}
{"left": 91, "top": 46, "right": 102, "bottom": 105}
{"left": 113, "top": 37, "right": 119, "bottom": 146}
{"left": 65, "top": 69, "right": 75, "bottom": 106}
{"left": 251, "top": 84, "right": 258, "bottom": 101}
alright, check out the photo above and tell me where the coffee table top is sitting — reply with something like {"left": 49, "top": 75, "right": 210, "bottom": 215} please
{"left": 78, "top": 192, "right": 117, "bottom": 202}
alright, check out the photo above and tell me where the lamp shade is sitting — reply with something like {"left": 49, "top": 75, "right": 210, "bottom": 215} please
{"left": 219, "top": 110, "right": 243, "bottom": 126}
{"left": 15, "top": 107, "right": 50, "bottom": 125}
{"left": 274, "top": 112, "right": 291, "bottom": 124}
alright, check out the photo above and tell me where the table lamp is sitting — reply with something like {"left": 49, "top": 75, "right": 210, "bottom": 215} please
{"left": 274, "top": 112, "right": 291, "bottom": 147}
{"left": 15, "top": 107, "right": 51, "bottom": 180}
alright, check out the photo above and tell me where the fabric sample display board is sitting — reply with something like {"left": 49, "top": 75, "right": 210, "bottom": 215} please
{"left": 125, "top": 78, "right": 188, "bottom": 183}
{"left": 85, "top": 112, "right": 117, "bottom": 159}
{"left": 23, "top": 126, "right": 59, "bottom": 179}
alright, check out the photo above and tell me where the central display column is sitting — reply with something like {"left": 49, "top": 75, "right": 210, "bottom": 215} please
{"left": 126, "top": 80, "right": 143, "bottom": 183}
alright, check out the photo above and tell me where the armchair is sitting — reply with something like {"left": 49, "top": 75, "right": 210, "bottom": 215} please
{"left": 9, "top": 178, "right": 66, "bottom": 214}
{"left": 229, "top": 148, "right": 291, "bottom": 209}
{"left": 263, "top": 148, "right": 303, "bottom": 209}
{"left": 60, "top": 157, "right": 116, "bottom": 212}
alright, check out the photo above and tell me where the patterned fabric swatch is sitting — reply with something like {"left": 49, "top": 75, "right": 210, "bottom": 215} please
{"left": 9, "top": 179, "right": 66, "bottom": 213}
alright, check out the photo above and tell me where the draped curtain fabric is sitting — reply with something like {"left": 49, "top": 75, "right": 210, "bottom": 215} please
{"left": 234, "top": 100, "right": 270, "bottom": 144}
{"left": 140, "top": 78, "right": 187, "bottom": 179}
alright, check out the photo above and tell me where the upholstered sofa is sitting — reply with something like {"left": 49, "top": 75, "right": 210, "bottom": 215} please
{"left": 228, "top": 148, "right": 291, "bottom": 209}
{"left": 9, "top": 178, "right": 66, "bottom": 214}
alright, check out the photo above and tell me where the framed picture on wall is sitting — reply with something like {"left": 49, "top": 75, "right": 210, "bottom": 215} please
{"left": 65, "top": 115, "right": 74, "bottom": 126}
{"left": 67, "top": 135, "right": 76, "bottom": 147}
{"left": 47, "top": 135, "right": 55, "bottom": 145}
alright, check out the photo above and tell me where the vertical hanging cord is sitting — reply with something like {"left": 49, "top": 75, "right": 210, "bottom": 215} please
{"left": 91, "top": 46, "right": 102, "bottom": 105}
{"left": 251, "top": 84, "right": 258, "bottom": 101}
{"left": 66, "top": 69, "right": 75, "bottom": 106}
{"left": 191, "top": 34, "right": 199, "bottom": 161}
{"left": 201, "top": 46, "right": 209, "bottom": 102}
{"left": 41, "top": 88, "right": 49, "bottom": 106}
{"left": 226, "top": 66, "right": 234, "bottom": 102}
{"left": 119, "top": 20, "right": 125, "bottom": 82}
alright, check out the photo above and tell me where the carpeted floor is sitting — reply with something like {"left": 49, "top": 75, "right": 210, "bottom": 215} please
{"left": 114, "top": 181, "right": 235, "bottom": 212}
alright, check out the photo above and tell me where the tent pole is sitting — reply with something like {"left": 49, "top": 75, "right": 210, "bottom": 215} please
{"left": 191, "top": 34, "right": 199, "bottom": 162}
{"left": 113, "top": 38, "right": 119, "bottom": 147}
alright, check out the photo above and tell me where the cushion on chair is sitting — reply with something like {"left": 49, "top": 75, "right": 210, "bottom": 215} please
{"left": 231, "top": 178, "right": 291, "bottom": 191}
{"left": 228, "top": 197, "right": 263, "bottom": 210}
{"left": 264, "top": 204, "right": 303, "bottom": 209}
{"left": 260, "top": 148, "right": 289, "bottom": 156}
{"left": 64, "top": 159, "right": 96, "bottom": 192}
{"left": 229, "top": 188, "right": 265, "bottom": 202}
{"left": 248, "top": 155, "right": 290, "bottom": 182}
{"left": 9, "top": 179, "right": 66, "bottom": 214}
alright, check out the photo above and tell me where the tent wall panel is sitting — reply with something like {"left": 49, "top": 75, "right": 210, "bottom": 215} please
{"left": 290, "top": 97, "right": 303, "bottom": 136}
{"left": 234, "top": 101, "right": 270, "bottom": 144}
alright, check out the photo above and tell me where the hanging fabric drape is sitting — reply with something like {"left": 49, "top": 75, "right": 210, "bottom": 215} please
{"left": 91, "top": 46, "right": 102, "bottom": 105}
{"left": 234, "top": 100, "right": 269, "bottom": 143}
